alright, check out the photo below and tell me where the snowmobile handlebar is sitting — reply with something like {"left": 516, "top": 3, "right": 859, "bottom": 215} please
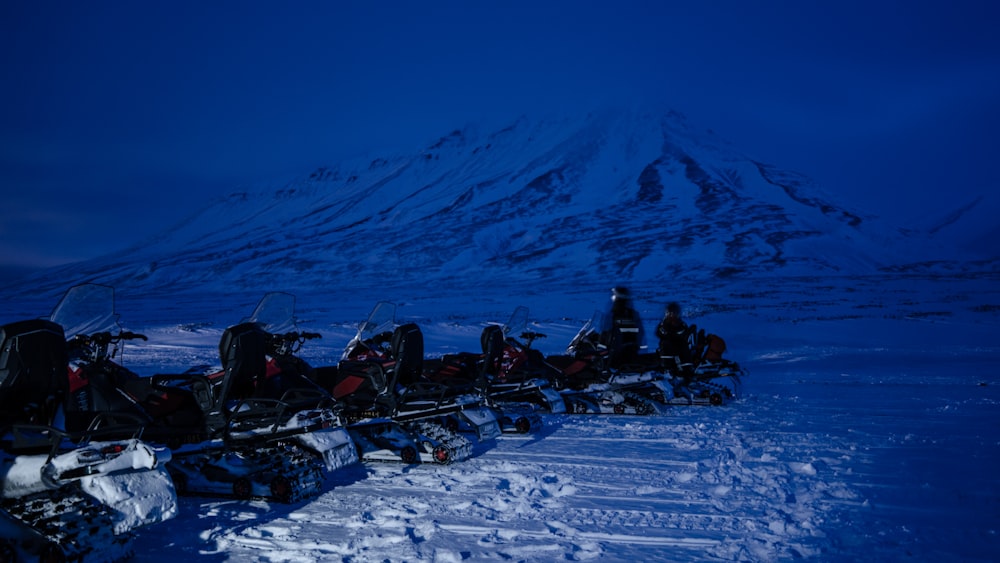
{"left": 273, "top": 331, "right": 322, "bottom": 342}
{"left": 519, "top": 331, "right": 547, "bottom": 348}
{"left": 67, "top": 330, "right": 148, "bottom": 362}
{"left": 267, "top": 331, "right": 322, "bottom": 357}
{"left": 119, "top": 331, "right": 148, "bottom": 341}
{"left": 74, "top": 330, "right": 148, "bottom": 345}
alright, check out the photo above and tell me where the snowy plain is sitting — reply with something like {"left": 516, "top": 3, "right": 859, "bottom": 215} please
{"left": 3, "top": 271, "right": 994, "bottom": 562}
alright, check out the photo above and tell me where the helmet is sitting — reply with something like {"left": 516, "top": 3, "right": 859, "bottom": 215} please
{"left": 611, "top": 286, "right": 630, "bottom": 300}
{"left": 666, "top": 302, "right": 681, "bottom": 316}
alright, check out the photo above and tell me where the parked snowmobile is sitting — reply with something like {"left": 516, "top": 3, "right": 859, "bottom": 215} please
{"left": 656, "top": 323, "right": 744, "bottom": 406}
{"left": 311, "top": 302, "right": 499, "bottom": 464}
{"left": 0, "top": 315, "right": 177, "bottom": 563}
{"left": 563, "top": 307, "right": 744, "bottom": 407}
{"left": 420, "top": 307, "right": 565, "bottom": 433}
{"left": 534, "top": 310, "right": 672, "bottom": 415}
{"left": 229, "top": 292, "right": 359, "bottom": 472}
{"left": 52, "top": 284, "right": 353, "bottom": 504}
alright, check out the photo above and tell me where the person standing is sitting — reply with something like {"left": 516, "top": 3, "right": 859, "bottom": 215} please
{"left": 656, "top": 301, "right": 691, "bottom": 369}
{"left": 600, "top": 287, "right": 643, "bottom": 367}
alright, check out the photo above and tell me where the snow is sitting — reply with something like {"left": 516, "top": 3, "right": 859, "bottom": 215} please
{"left": 5, "top": 272, "right": 980, "bottom": 562}
{"left": 1, "top": 109, "right": 997, "bottom": 560}
{"left": 81, "top": 467, "right": 178, "bottom": 534}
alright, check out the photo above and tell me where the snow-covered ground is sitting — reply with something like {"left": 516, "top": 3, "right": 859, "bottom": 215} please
{"left": 0, "top": 273, "right": 978, "bottom": 562}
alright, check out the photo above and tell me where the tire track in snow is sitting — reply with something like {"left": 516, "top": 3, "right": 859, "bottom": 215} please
{"left": 438, "top": 522, "right": 724, "bottom": 547}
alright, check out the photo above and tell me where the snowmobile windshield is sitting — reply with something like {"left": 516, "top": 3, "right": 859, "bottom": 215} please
{"left": 503, "top": 306, "right": 530, "bottom": 338}
{"left": 567, "top": 311, "right": 603, "bottom": 351}
{"left": 49, "top": 283, "right": 121, "bottom": 339}
{"left": 243, "top": 292, "right": 297, "bottom": 334}
{"left": 342, "top": 301, "right": 396, "bottom": 360}
{"left": 358, "top": 302, "right": 397, "bottom": 341}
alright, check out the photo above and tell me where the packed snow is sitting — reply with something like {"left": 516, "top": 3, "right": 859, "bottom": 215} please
{"left": 2, "top": 272, "right": 993, "bottom": 561}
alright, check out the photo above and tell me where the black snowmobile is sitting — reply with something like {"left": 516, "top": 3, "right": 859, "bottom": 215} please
{"left": 53, "top": 284, "right": 355, "bottom": 504}
{"left": 310, "top": 301, "right": 500, "bottom": 464}
{"left": 535, "top": 310, "right": 673, "bottom": 415}
{"left": 421, "top": 306, "right": 566, "bottom": 433}
{"left": 562, "top": 307, "right": 744, "bottom": 407}
{"left": 0, "top": 312, "right": 177, "bottom": 563}
{"left": 219, "top": 291, "right": 360, "bottom": 472}
{"left": 656, "top": 323, "right": 744, "bottom": 406}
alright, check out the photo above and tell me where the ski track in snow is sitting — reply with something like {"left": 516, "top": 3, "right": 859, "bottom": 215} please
{"left": 138, "top": 413, "right": 839, "bottom": 562}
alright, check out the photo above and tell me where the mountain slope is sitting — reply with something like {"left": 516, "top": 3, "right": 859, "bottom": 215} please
{"left": 6, "top": 107, "right": 975, "bottom": 299}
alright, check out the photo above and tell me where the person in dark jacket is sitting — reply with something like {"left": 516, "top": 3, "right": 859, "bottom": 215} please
{"left": 656, "top": 301, "right": 692, "bottom": 370}
{"left": 600, "top": 286, "right": 643, "bottom": 367}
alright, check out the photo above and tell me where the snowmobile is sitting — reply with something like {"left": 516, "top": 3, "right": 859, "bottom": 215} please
{"left": 310, "top": 302, "right": 500, "bottom": 464}
{"left": 0, "top": 315, "right": 177, "bottom": 563}
{"left": 51, "top": 284, "right": 355, "bottom": 504}
{"left": 420, "top": 307, "right": 566, "bottom": 433}
{"left": 224, "top": 291, "right": 360, "bottom": 472}
{"left": 531, "top": 310, "right": 673, "bottom": 415}
{"left": 655, "top": 323, "right": 744, "bottom": 406}
{"left": 563, "top": 307, "right": 744, "bottom": 407}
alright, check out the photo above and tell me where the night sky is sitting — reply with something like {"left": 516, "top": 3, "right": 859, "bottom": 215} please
{"left": 2, "top": 1, "right": 998, "bottom": 274}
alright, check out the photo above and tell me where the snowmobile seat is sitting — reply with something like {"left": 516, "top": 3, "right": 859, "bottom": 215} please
{"left": 134, "top": 385, "right": 203, "bottom": 427}
{"left": 63, "top": 360, "right": 153, "bottom": 435}
{"left": 390, "top": 323, "right": 424, "bottom": 387}
{"left": 217, "top": 322, "right": 269, "bottom": 403}
{"left": 327, "top": 361, "right": 389, "bottom": 409}
{"left": 479, "top": 324, "right": 504, "bottom": 378}
{"left": 0, "top": 319, "right": 69, "bottom": 427}
{"left": 136, "top": 370, "right": 218, "bottom": 439}
{"left": 544, "top": 354, "right": 605, "bottom": 390}
{"left": 422, "top": 354, "right": 478, "bottom": 384}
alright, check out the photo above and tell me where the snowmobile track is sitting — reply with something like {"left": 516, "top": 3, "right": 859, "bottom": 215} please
{"left": 1, "top": 487, "right": 133, "bottom": 563}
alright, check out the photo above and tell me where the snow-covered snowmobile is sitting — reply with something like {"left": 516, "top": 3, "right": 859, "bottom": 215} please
{"left": 534, "top": 310, "right": 673, "bottom": 415}
{"left": 311, "top": 302, "right": 500, "bottom": 464}
{"left": 0, "top": 315, "right": 177, "bottom": 563}
{"left": 420, "top": 307, "right": 565, "bottom": 433}
{"left": 52, "top": 284, "right": 354, "bottom": 504}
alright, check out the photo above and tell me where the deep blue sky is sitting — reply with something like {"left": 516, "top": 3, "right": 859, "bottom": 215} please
{"left": 2, "top": 1, "right": 998, "bottom": 272}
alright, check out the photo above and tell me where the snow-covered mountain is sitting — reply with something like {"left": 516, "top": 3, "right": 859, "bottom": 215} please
{"left": 6, "top": 107, "right": 991, "bottom": 300}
